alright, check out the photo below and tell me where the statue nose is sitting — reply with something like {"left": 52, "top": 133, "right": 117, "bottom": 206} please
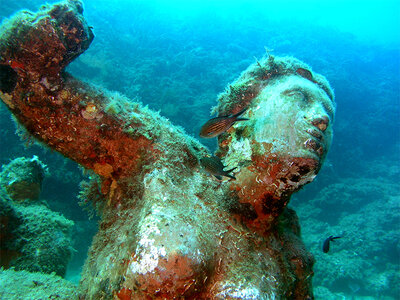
{"left": 311, "top": 116, "right": 329, "bottom": 132}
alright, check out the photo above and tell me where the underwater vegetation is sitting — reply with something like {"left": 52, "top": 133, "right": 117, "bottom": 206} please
{"left": 291, "top": 164, "right": 400, "bottom": 299}
{"left": 0, "top": 156, "right": 77, "bottom": 298}
{"left": 0, "top": 0, "right": 398, "bottom": 299}
{"left": 0, "top": 0, "right": 339, "bottom": 298}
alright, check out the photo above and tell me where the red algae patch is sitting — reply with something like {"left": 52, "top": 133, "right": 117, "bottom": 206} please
{"left": 93, "top": 162, "right": 114, "bottom": 178}
{"left": 81, "top": 102, "right": 102, "bottom": 120}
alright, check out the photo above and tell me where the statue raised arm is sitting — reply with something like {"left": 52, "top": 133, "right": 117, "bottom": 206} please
{"left": 0, "top": 1, "right": 334, "bottom": 299}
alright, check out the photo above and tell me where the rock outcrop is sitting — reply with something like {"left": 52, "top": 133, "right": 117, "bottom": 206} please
{"left": 0, "top": 1, "right": 335, "bottom": 298}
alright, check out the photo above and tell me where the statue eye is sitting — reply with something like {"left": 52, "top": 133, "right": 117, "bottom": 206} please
{"left": 323, "top": 102, "right": 335, "bottom": 119}
{"left": 283, "top": 89, "right": 307, "bottom": 101}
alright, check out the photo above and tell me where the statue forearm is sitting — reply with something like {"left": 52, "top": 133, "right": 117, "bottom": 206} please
{"left": 0, "top": 1, "right": 204, "bottom": 200}
{"left": 0, "top": 1, "right": 335, "bottom": 298}
{"left": 3, "top": 75, "right": 153, "bottom": 175}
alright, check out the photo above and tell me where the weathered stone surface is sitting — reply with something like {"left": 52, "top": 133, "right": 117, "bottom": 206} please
{"left": 0, "top": 156, "right": 46, "bottom": 202}
{"left": 0, "top": 268, "right": 77, "bottom": 299}
{"left": 0, "top": 1, "right": 335, "bottom": 299}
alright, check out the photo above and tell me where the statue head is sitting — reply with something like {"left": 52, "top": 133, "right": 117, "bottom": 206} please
{"left": 215, "top": 55, "right": 335, "bottom": 232}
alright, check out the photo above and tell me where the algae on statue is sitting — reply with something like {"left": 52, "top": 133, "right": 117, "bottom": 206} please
{"left": 0, "top": 1, "right": 335, "bottom": 298}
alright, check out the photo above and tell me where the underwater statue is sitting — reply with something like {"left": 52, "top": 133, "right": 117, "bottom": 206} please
{"left": 0, "top": 0, "right": 335, "bottom": 299}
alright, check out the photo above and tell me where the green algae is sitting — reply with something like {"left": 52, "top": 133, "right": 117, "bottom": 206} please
{"left": 0, "top": 268, "right": 78, "bottom": 299}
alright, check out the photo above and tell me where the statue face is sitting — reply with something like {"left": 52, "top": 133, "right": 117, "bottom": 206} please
{"left": 251, "top": 75, "right": 335, "bottom": 164}
{"left": 222, "top": 74, "right": 335, "bottom": 231}
{"left": 223, "top": 74, "right": 335, "bottom": 170}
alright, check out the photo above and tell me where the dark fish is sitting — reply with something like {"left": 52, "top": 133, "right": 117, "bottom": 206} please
{"left": 296, "top": 68, "right": 314, "bottom": 82}
{"left": 323, "top": 235, "right": 341, "bottom": 253}
{"left": 199, "top": 107, "right": 249, "bottom": 138}
{"left": 200, "top": 156, "right": 236, "bottom": 180}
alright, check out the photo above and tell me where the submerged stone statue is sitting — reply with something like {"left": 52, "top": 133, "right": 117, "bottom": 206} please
{"left": 0, "top": 1, "right": 335, "bottom": 299}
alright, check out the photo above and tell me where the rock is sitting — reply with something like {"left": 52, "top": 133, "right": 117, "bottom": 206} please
{"left": 0, "top": 156, "right": 47, "bottom": 202}
{"left": 0, "top": 157, "right": 74, "bottom": 277}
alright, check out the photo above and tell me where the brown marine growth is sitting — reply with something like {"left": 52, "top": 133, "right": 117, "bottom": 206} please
{"left": 0, "top": 1, "right": 335, "bottom": 299}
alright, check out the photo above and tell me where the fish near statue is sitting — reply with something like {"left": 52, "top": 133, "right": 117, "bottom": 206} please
{"left": 0, "top": 2, "right": 336, "bottom": 296}
{"left": 199, "top": 106, "right": 249, "bottom": 138}
{"left": 323, "top": 235, "right": 342, "bottom": 253}
{"left": 200, "top": 155, "right": 237, "bottom": 180}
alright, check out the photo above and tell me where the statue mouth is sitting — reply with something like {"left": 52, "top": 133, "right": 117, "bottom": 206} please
{"left": 304, "top": 128, "right": 325, "bottom": 157}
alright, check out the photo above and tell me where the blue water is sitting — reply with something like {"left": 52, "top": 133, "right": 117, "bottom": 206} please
{"left": 0, "top": 0, "right": 399, "bottom": 298}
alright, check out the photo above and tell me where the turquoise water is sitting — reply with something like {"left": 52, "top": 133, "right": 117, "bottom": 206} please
{"left": 0, "top": 0, "right": 399, "bottom": 298}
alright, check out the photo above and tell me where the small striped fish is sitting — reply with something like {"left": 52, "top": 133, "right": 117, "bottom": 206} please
{"left": 199, "top": 107, "right": 249, "bottom": 138}
{"left": 200, "top": 156, "right": 237, "bottom": 180}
